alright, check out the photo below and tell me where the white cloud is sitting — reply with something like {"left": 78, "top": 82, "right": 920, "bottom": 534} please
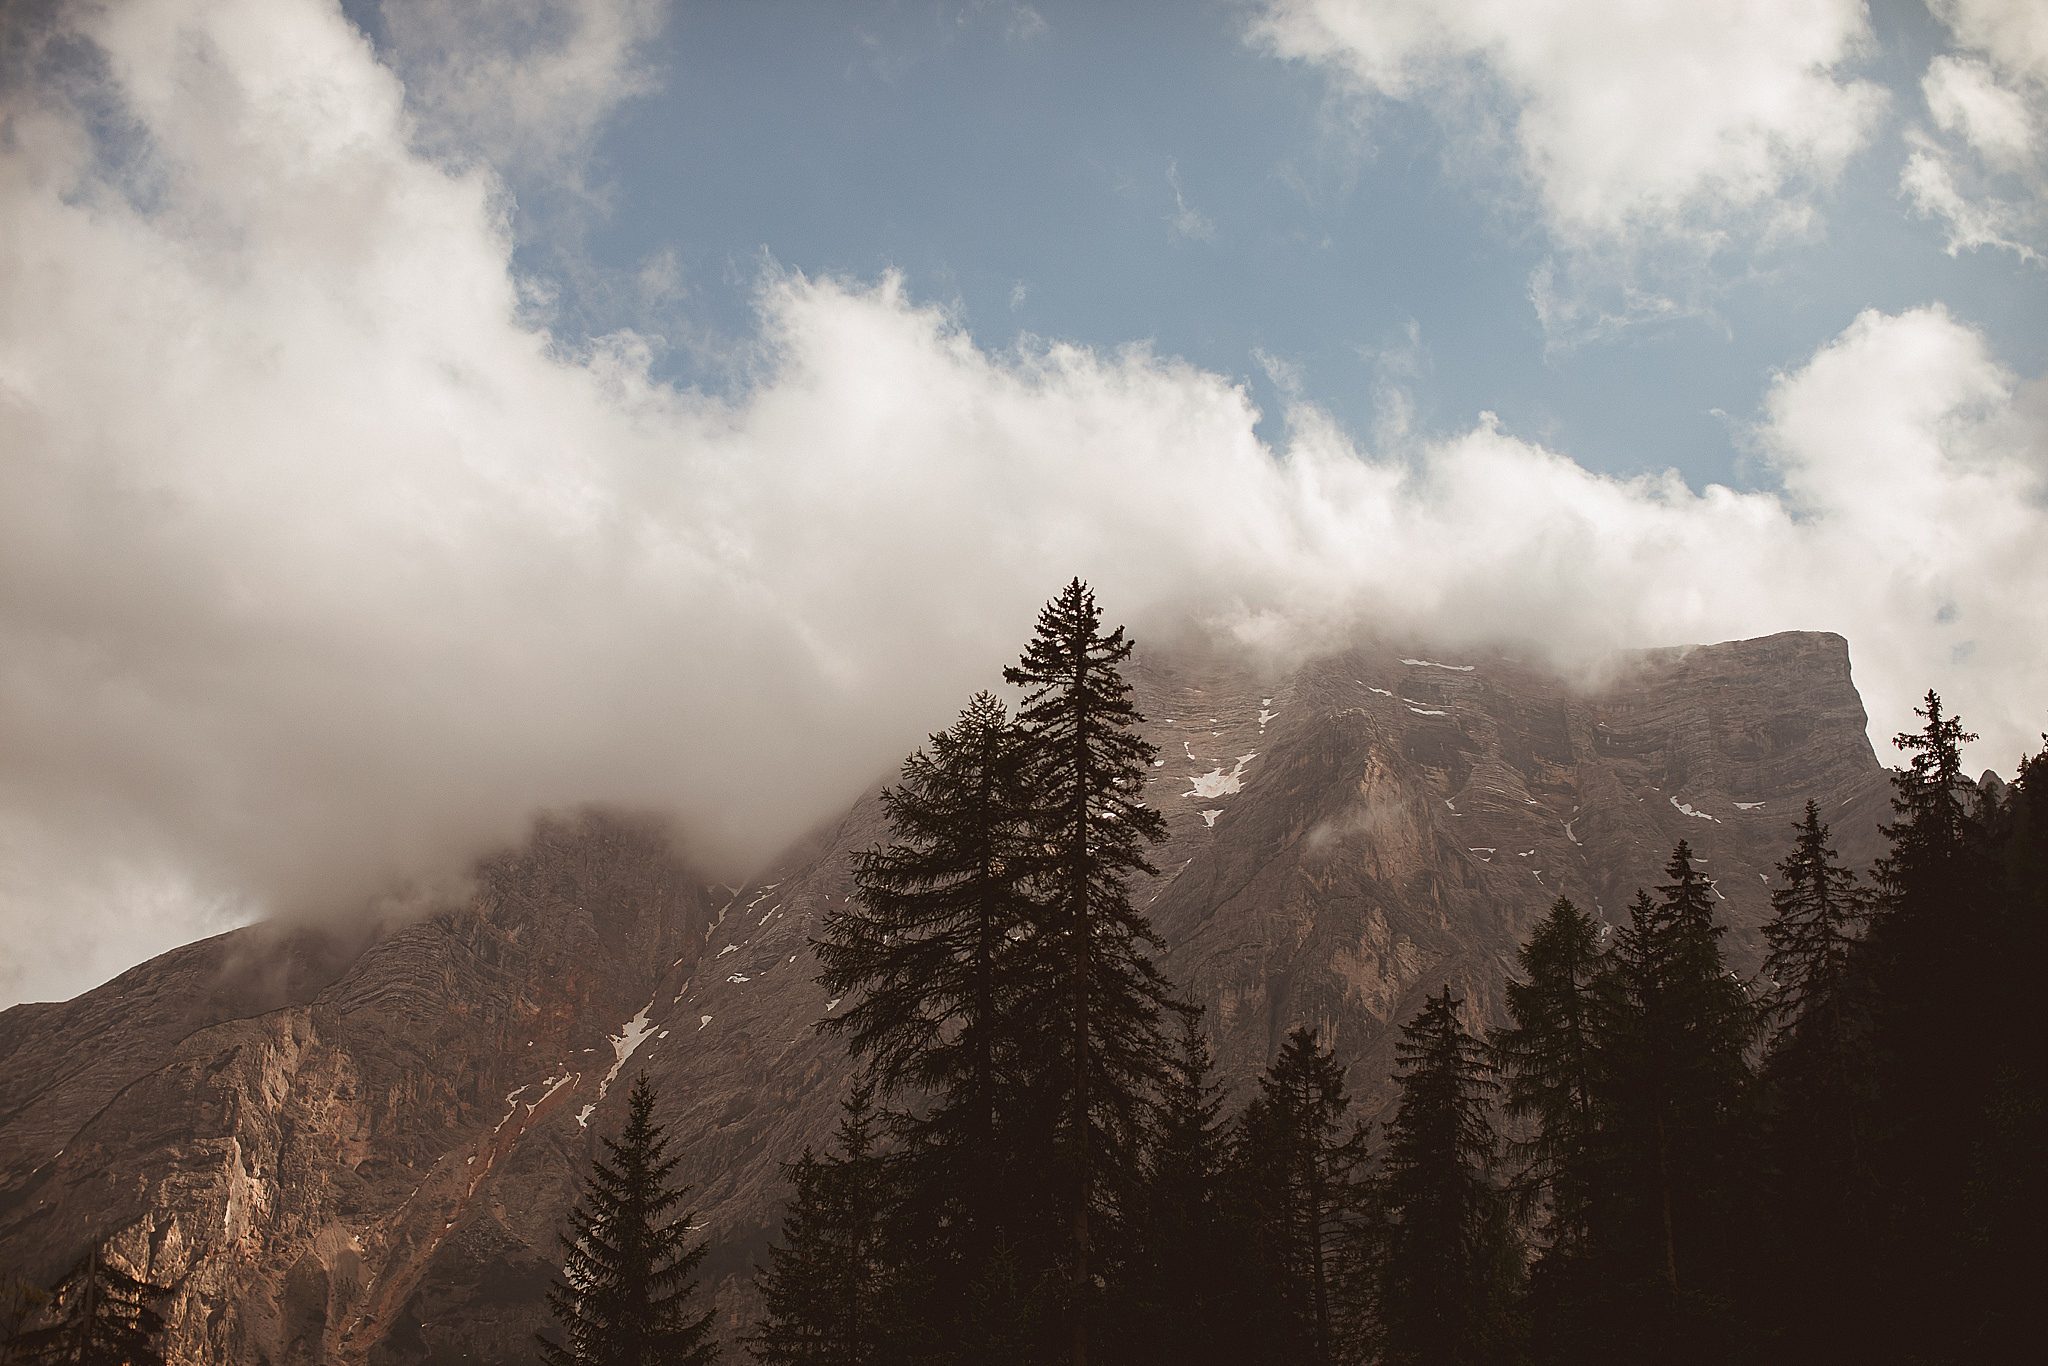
{"left": 1907, "top": 2, "right": 2048, "bottom": 261}
{"left": 2, "top": 0, "right": 2044, "bottom": 1004}
{"left": 1933, "top": 0, "right": 2048, "bottom": 85}
{"left": 378, "top": 0, "right": 664, "bottom": 182}
{"left": 1249, "top": 0, "right": 1886, "bottom": 334}
{"left": 1924, "top": 54, "right": 2039, "bottom": 171}
{"left": 1250, "top": 0, "right": 1883, "bottom": 243}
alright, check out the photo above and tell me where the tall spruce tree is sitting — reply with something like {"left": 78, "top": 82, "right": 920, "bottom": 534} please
{"left": 539, "top": 1075, "right": 715, "bottom": 1366}
{"left": 4, "top": 1244, "right": 165, "bottom": 1366}
{"left": 1121, "top": 1008, "right": 1239, "bottom": 1366}
{"left": 1594, "top": 846, "right": 1756, "bottom": 1361}
{"left": 1492, "top": 898, "right": 1607, "bottom": 1363}
{"left": 1961, "top": 740, "right": 2048, "bottom": 1362}
{"left": 1763, "top": 801, "right": 1866, "bottom": 1033}
{"left": 751, "top": 1083, "right": 899, "bottom": 1366}
{"left": 1756, "top": 802, "right": 1875, "bottom": 1363}
{"left": 1493, "top": 897, "right": 1604, "bottom": 1256}
{"left": 1859, "top": 692, "right": 2006, "bottom": 1364}
{"left": 1759, "top": 802, "right": 1871, "bottom": 1180}
{"left": 1232, "top": 1027, "right": 1369, "bottom": 1366}
{"left": 815, "top": 690, "right": 1038, "bottom": 1297}
{"left": 1002, "top": 579, "right": 1173, "bottom": 1366}
{"left": 1371, "top": 988, "right": 1516, "bottom": 1366}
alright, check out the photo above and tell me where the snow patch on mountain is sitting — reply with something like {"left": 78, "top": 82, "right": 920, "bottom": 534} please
{"left": 1185, "top": 752, "right": 1258, "bottom": 799}
{"left": 589, "top": 1005, "right": 656, "bottom": 1114}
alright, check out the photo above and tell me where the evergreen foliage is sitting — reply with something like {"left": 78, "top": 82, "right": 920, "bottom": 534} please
{"left": 816, "top": 691, "right": 1040, "bottom": 1297}
{"left": 4, "top": 1244, "right": 166, "bottom": 1366}
{"left": 1762, "top": 800, "right": 1867, "bottom": 1031}
{"left": 751, "top": 1084, "right": 900, "bottom": 1366}
{"left": 1492, "top": 897, "right": 1603, "bottom": 1257}
{"left": 1002, "top": 578, "right": 1174, "bottom": 1364}
{"left": 1371, "top": 988, "right": 1517, "bottom": 1366}
{"left": 539, "top": 1075, "right": 715, "bottom": 1366}
{"left": 746, "top": 590, "right": 2048, "bottom": 1366}
{"left": 1119, "top": 1008, "right": 1240, "bottom": 1366}
{"left": 1232, "top": 1027, "right": 1369, "bottom": 1366}
{"left": 1592, "top": 845, "right": 1756, "bottom": 1360}
{"left": 1856, "top": 693, "right": 2010, "bottom": 1363}
{"left": 1491, "top": 897, "right": 1612, "bottom": 1364}
{"left": 1753, "top": 802, "right": 1874, "bottom": 1361}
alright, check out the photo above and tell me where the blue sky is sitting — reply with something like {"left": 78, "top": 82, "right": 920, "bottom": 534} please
{"left": 354, "top": 0, "right": 2043, "bottom": 489}
{"left": 3, "top": 0, "right": 2046, "bottom": 1003}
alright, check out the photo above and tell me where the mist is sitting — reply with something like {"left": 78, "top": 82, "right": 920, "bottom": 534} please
{"left": 2, "top": 0, "right": 2044, "bottom": 1006}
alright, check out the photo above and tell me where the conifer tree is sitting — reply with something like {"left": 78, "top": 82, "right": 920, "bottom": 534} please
{"left": 1865, "top": 692, "right": 1992, "bottom": 1127}
{"left": 4, "top": 1243, "right": 166, "bottom": 1366}
{"left": 1756, "top": 803, "right": 1875, "bottom": 1363}
{"left": 1594, "top": 845, "right": 1756, "bottom": 1360}
{"left": 1492, "top": 898, "right": 1608, "bottom": 1363}
{"left": 539, "top": 1075, "right": 715, "bottom": 1366}
{"left": 1763, "top": 801, "right": 1866, "bottom": 1033}
{"left": 1858, "top": 692, "right": 2009, "bottom": 1364}
{"left": 1001, "top": 579, "right": 1173, "bottom": 1366}
{"left": 1232, "top": 1027, "right": 1369, "bottom": 1366}
{"left": 815, "top": 690, "right": 1038, "bottom": 1281}
{"left": 1758, "top": 802, "right": 1871, "bottom": 1181}
{"left": 1876, "top": 690, "right": 1981, "bottom": 898}
{"left": 1371, "top": 988, "right": 1516, "bottom": 1366}
{"left": 1959, "top": 740, "right": 2048, "bottom": 1362}
{"left": 752, "top": 1083, "right": 898, "bottom": 1366}
{"left": 1492, "top": 897, "right": 1603, "bottom": 1256}
{"left": 1121, "top": 1008, "right": 1239, "bottom": 1366}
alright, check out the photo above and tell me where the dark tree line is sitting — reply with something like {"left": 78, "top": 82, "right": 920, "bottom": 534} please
{"left": 756, "top": 580, "right": 2047, "bottom": 1366}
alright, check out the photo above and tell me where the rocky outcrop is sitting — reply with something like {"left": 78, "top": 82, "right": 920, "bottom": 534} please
{"left": 0, "top": 631, "right": 1889, "bottom": 1363}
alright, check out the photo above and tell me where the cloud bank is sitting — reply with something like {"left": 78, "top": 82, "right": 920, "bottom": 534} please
{"left": 1249, "top": 0, "right": 1886, "bottom": 332}
{"left": 1905, "top": 0, "right": 2048, "bottom": 261}
{"left": 1, "top": 0, "right": 2044, "bottom": 1004}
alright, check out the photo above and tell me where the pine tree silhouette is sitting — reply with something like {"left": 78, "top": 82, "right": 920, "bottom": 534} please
{"left": 816, "top": 690, "right": 1040, "bottom": 1303}
{"left": 1121, "top": 1007, "right": 1239, "bottom": 1366}
{"left": 1593, "top": 845, "right": 1756, "bottom": 1362}
{"left": 751, "top": 1083, "right": 898, "bottom": 1365}
{"left": 1756, "top": 801, "right": 1876, "bottom": 1363}
{"left": 1372, "top": 988, "right": 1516, "bottom": 1366}
{"left": 1493, "top": 897, "right": 1604, "bottom": 1256}
{"left": 538, "top": 1075, "right": 714, "bottom": 1366}
{"left": 1492, "top": 897, "right": 1609, "bottom": 1363}
{"left": 1859, "top": 691, "right": 2012, "bottom": 1364}
{"left": 1002, "top": 578, "right": 1173, "bottom": 1366}
{"left": 5, "top": 1242, "right": 167, "bottom": 1366}
{"left": 1233, "top": 1026, "right": 1369, "bottom": 1366}
{"left": 1763, "top": 801, "right": 1867, "bottom": 1031}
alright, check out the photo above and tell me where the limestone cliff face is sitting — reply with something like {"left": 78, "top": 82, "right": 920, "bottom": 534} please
{"left": 0, "top": 632, "right": 1888, "bottom": 1364}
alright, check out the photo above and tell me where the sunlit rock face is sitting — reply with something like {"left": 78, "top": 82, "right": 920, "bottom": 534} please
{"left": 0, "top": 630, "right": 1887, "bottom": 1364}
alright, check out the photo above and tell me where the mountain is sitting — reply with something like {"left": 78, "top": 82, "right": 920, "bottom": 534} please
{"left": 0, "top": 630, "right": 1889, "bottom": 1364}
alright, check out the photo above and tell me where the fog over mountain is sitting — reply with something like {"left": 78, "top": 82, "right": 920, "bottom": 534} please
{"left": 2, "top": 0, "right": 2045, "bottom": 1006}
